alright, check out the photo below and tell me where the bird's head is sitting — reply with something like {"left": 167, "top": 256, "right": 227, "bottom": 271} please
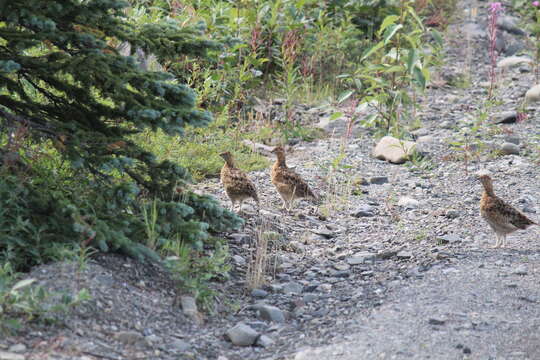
{"left": 219, "top": 151, "right": 233, "bottom": 163}
{"left": 271, "top": 146, "right": 285, "bottom": 155}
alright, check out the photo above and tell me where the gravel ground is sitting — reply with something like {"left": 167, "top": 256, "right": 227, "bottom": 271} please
{"left": 1, "top": 1, "right": 539, "bottom": 360}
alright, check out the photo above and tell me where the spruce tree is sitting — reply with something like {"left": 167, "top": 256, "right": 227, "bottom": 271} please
{"left": 0, "top": 0, "right": 243, "bottom": 269}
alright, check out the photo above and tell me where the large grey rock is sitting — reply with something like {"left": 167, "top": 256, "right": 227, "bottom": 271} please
{"left": 255, "top": 304, "right": 286, "bottom": 323}
{"left": 500, "top": 142, "right": 520, "bottom": 155}
{"left": 114, "top": 331, "right": 147, "bottom": 346}
{"left": 226, "top": 323, "right": 259, "bottom": 346}
{"left": 282, "top": 281, "right": 304, "bottom": 294}
{"left": 169, "top": 339, "right": 191, "bottom": 352}
{"left": 369, "top": 176, "right": 389, "bottom": 185}
{"left": 256, "top": 335, "right": 275, "bottom": 348}
{"left": 373, "top": 136, "right": 416, "bottom": 164}
{"left": 397, "top": 196, "right": 420, "bottom": 209}
{"left": 347, "top": 252, "right": 376, "bottom": 265}
{"left": 492, "top": 111, "right": 518, "bottom": 124}
{"left": 6, "top": 346, "right": 25, "bottom": 354}
{"left": 351, "top": 204, "right": 376, "bottom": 218}
{"left": 497, "top": 16, "right": 526, "bottom": 36}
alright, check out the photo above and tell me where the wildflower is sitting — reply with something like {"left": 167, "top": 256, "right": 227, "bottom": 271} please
{"left": 489, "top": 2, "right": 503, "bottom": 12}
{"left": 533, "top": 1, "right": 540, "bottom": 6}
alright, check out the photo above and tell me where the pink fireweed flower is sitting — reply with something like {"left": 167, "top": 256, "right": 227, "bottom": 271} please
{"left": 489, "top": 2, "right": 503, "bottom": 12}
{"left": 533, "top": 1, "right": 540, "bottom": 6}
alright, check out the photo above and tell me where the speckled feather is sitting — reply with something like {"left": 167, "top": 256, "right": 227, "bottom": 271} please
{"left": 479, "top": 175, "right": 536, "bottom": 236}
{"left": 271, "top": 146, "right": 316, "bottom": 203}
{"left": 220, "top": 152, "right": 258, "bottom": 204}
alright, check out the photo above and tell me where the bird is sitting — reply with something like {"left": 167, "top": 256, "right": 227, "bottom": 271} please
{"left": 219, "top": 151, "right": 259, "bottom": 212}
{"left": 478, "top": 174, "right": 537, "bottom": 248}
{"left": 270, "top": 146, "right": 317, "bottom": 211}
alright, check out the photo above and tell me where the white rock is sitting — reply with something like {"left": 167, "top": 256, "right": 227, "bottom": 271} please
{"left": 226, "top": 323, "right": 259, "bottom": 346}
{"left": 0, "top": 352, "right": 25, "bottom": 360}
{"left": 397, "top": 196, "right": 420, "bottom": 209}
{"left": 525, "top": 84, "right": 540, "bottom": 104}
{"left": 497, "top": 56, "right": 532, "bottom": 68}
{"left": 373, "top": 136, "right": 416, "bottom": 164}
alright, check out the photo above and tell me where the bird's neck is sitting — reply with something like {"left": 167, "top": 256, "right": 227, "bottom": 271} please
{"left": 275, "top": 154, "right": 287, "bottom": 167}
{"left": 482, "top": 185, "right": 495, "bottom": 197}
{"left": 225, "top": 159, "right": 236, "bottom": 168}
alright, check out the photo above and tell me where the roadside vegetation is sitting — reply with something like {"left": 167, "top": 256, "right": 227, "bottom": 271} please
{"left": 0, "top": 0, "right": 458, "bottom": 322}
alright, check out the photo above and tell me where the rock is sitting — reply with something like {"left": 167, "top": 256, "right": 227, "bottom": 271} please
{"left": 333, "top": 263, "right": 350, "bottom": 271}
{"left": 169, "top": 339, "right": 191, "bottom": 352}
{"left": 396, "top": 251, "right": 413, "bottom": 259}
{"left": 226, "top": 323, "right": 259, "bottom": 346}
{"left": 281, "top": 281, "right": 303, "bottom": 294}
{"left": 310, "top": 227, "right": 335, "bottom": 239}
{"left": 0, "top": 352, "right": 25, "bottom": 360}
{"left": 347, "top": 251, "right": 376, "bottom": 265}
{"left": 232, "top": 255, "right": 246, "bottom": 266}
{"left": 351, "top": 204, "right": 376, "bottom": 217}
{"left": 397, "top": 196, "right": 420, "bottom": 209}
{"left": 497, "top": 16, "right": 525, "bottom": 36}
{"left": 505, "top": 135, "right": 520, "bottom": 145}
{"left": 500, "top": 142, "right": 520, "bottom": 155}
{"left": 241, "top": 140, "right": 275, "bottom": 155}
{"left": 180, "top": 296, "right": 202, "bottom": 324}
{"left": 513, "top": 265, "right": 528, "bottom": 276}
{"left": 444, "top": 210, "right": 459, "bottom": 219}
{"left": 303, "top": 294, "right": 318, "bottom": 303}
{"left": 256, "top": 335, "right": 275, "bottom": 348}
{"left": 115, "top": 331, "right": 146, "bottom": 346}
{"left": 251, "top": 289, "right": 269, "bottom": 298}
{"left": 525, "top": 84, "right": 540, "bottom": 104}
{"left": 437, "top": 234, "right": 462, "bottom": 244}
{"left": 373, "top": 136, "right": 416, "bottom": 164}
{"left": 497, "top": 56, "right": 532, "bottom": 68}
{"left": 255, "top": 304, "right": 286, "bottom": 323}
{"left": 428, "top": 318, "right": 446, "bottom": 325}
{"left": 369, "top": 176, "right": 389, "bottom": 185}
{"left": 6, "top": 345, "right": 25, "bottom": 354}
{"left": 492, "top": 111, "right": 518, "bottom": 124}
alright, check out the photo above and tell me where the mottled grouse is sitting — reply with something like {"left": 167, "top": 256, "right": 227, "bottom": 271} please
{"left": 270, "top": 146, "right": 317, "bottom": 211}
{"left": 479, "top": 174, "right": 537, "bottom": 248}
{"left": 220, "top": 151, "right": 259, "bottom": 212}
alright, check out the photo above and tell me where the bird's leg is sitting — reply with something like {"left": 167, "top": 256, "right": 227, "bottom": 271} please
{"left": 492, "top": 233, "right": 501, "bottom": 248}
{"left": 502, "top": 234, "right": 508, "bottom": 248}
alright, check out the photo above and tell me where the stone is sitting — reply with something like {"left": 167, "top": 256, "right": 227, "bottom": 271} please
{"left": 369, "top": 176, "right": 389, "bottom": 185}
{"left": 428, "top": 318, "right": 446, "bottom": 326}
{"left": 373, "top": 136, "right": 416, "bottom": 164}
{"left": 492, "top": 111, "right": 518, "bottom": 124}
{"left": 513, "top": 265, "right": 528, "bottom": 276}
{"left": 180, "top": 296, "right": 202, "bottom": 324}
{"left": 497, "top": 56, "right": 532, "bottom": 68}
{"left": 351, "top": 204, "right": 376, "bottom": 218}
{"left": 281, "top": 281, "right": 303, "bottom": 294}
{"left": 396, "top": 251, "right": 413, "bottom": 259}
{"left": 170, "top": 339, "right": 191, "bottom": 352}
{"left": 444, "top": 210, "right": 459, "bottom": 219}
{"left": 256, "top": 335, "right": 275, "bottom": 348}
{"left": 115, "top": 331, "right": 146, "bottom": 346}
{"left": 500, "top": 143, "right": 520, "bottom": 155}
{"left": 525, "top": 84, "right": 540, "bottom": 104}
{"left": 437, "top": 234, "right": 462, "bottom": 244}
{"left": 6, "top": 346, "right": 25, "bottom": 354}
{"left": 347, "top": 251, "right": 376, "bottom": 265}
{"left": 145, "top": 334, "right": 161, "bottom": 344}
{"left": 333, "top": 263, "right": 350, "bottom": 271}
{"left": 310, "top": 228, "right": 335, "bottom": 239}
{"left": 505, "top": 135, "right": 520, "bottom": 145}
{"left": 251, "top": 289, "right": 269, "bottom": 298}
{"left": 302, "top": 294, "right": 318, "bottom": 303}
{"left": 0, "top": 351, "right": 25, "bottom": 360}
{"left": 226, "top": 323, "right": 259, "bottom": 346}
{"left": 497, "top": 16, "right": 525, "bottom": 36}
{"left": 255, "top": 304, "right": 286, "bottom": 323}
{"left": 397, "top": 196, "right": 420, "bottom": 209}
{"left": 241, "top": 140, "right": 275, "bottom": 155}
{"left": 232, "top": 255, "right": 246, "bottom": 266}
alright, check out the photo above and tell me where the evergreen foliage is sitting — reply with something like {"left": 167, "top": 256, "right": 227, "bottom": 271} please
{"left": 0, "top": 0, "right": 243, "bottom": 270}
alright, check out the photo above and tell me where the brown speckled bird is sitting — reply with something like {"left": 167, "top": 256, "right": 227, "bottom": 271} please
{"left": 270, "top": 146, "right": 317, "bottom": 211}
{"left": 220, "top": 151, "right": 259, "bottom": 212}
{"left": 479, "top": 174, "right": 537, "bottom": 248}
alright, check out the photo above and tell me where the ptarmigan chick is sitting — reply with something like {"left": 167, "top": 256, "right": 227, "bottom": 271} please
{"left": 479, "top": 174, "right": 537, "bottom": 248}
{"left": 270, "top": 146, "right": 317, "bottom": 211}
{"left": 220, "top": 151, "right": 259, "bottom": 212}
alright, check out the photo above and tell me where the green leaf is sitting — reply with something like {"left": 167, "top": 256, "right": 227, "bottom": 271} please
{"left": 407, "top": 6, "right": 425, "bottom": 31}
{"left": 383, "top": 24, "right": 403, "bottom": 45}
{"left": 337, "top": 90, "right": 354, "bottom": 104}
{"left": 378, "top": 15, "right": 399, "bottom": 36}
{"left": 406, "top": 48, "right": 418, "bottom": 74}
{"left": 11, "top": 278, "right": 36, "bottom": 291}
{"left": 413, "top": 67, "right": 426, "bottom": 89}
{"left": 430, "top": 29, "right": 444, "bottom": 47}
{"left": 329, "top": 112, "right": 344, "bottom": 121}
{"left": 360, "top": 41, "right": 385, "bottom": 62}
